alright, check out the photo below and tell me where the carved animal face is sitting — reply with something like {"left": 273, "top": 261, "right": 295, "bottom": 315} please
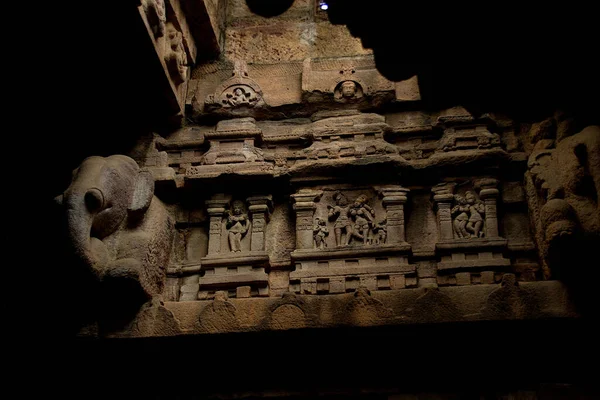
{"left": 57, "top": 155, "right": 154, "bottom": 266}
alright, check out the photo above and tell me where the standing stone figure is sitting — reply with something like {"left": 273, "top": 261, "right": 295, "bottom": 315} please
{"left": 373, "top": 219, "right": 387, "bottom": 245}
{"left": 349, "top": 194, "right": 375, "bottom": 245}
{"left": 313, "top": 218, "right": 329, "bottom": 250}
{"left": 465, "top": 191, "right": 485, "bottom": 238}
{"left": 328, "top": 191, "right": 352, "bottom": 247}
{"left": 226, "top": 200, "right": 250, "bottom": 252}
{"left": 452, "top": 194, "right": 470, "bottom": 238}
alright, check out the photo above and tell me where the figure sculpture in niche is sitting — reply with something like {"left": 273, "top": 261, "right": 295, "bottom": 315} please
{"left": 452, "top": 194, "right": 470, "bottom": 238}
{"left": 341, "top": 81, "right": 357, "bottom": 98}
{"left": 334, "top": 80, "right": 363, "bottom": 102}
{"left": 224, "top": 86, "right": 259, "bottom": 108}
{"left": 313, "top": 218, "right": 329, "bottom": 250}
{"left": 349, "top": 195, "right": 375, "bottom": 245}
{"left": 226, "top": 200, "right": 250, "bottom": 252}
{"left": 328, "top": 191, "right": 352, "bottom": 247}
{"left": 373, "top": 219, "right": 387, "bottom": 245}
{"left": 465, "top": 191, "right": 485, "bottom": 238}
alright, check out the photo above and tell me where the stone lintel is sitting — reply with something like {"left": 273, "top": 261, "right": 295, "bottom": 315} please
{"left": 199, "top": 272, "right": 269, "bottom": 288}
{"left": 291, "top": 244, "right": 412, "bottom": 261}
{"left": 180, "top": 0, "right": 223, "bottom": 59}
{"left": 311, "top": 124, "right": 389, "bottom": 138}
{"left": 437, "top": 258, "right": 512, "bottom": 271}
{"left": 185, "top": 163, "right": 275, "bottom": 179}
{"left": 290, "top": 264, "right": 416, "bottom": 280}
{"left": 201, "top": 252, "right": 269, "bottom": 268}
{"left": 436, "top": 238, "right": 508, "bottom": 252}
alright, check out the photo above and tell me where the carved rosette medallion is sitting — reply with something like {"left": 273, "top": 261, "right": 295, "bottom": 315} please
{"left": 205, "top": 60, "right": 265, "bottom": 109}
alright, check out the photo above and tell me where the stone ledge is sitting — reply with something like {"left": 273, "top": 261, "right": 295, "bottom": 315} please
{"left": 437, "top": 258, "right": 512, "bottom": 271}
{"left": 140, "top": 280, "right": 576, "bottom": 338}
{"left": 199, "top": 271, "right": 269, "bottom": 288}
{"left": 291, "top": 244, "right": 412, "bottom": 261}
{"left": 436, "top": 238, "right": 508, "bottom": 251}
{"left": 290, "top": 264, "right": 416, "bottom": 279}
{"left": 201, "top": 251, "right": 269, "bottom": 268}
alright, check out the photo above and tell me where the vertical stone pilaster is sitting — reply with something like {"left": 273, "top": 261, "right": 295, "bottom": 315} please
{"left": 291, "top": 190, "right": 323, "bottom": 250}
{"left": 380, "top": 186, "right": 410, "bottom": 244}
{"left": 247, "top": 195, "right": 273, "bottom": 252}
{"left": 432, "top": 183, "right": 457, "bottom": 241}
{"left": 205, "top": 197, "right": 230, "bottom": 255}
{"left": 477, "top": 179, "right": 501, "bottom": 239}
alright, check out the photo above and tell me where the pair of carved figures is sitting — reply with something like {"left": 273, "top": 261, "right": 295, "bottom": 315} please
{"left": 452, "top": 191, "right": 485, "bottom": 238}
{"left": 318, "top": 192, "right": 386, "bottom": 248}
{"left": 226, "top": 200, "right": 250, "bottom": 252}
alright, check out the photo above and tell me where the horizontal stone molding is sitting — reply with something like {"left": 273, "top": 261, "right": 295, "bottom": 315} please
{"left": 201, "top": 251, "right": 269, "bottom": 268}
{"left": 291, "top": 243, "right": 412, "bottom": 261}
{"left": 437, "top": 258, "right": 512, "bottom": 271}
{"left": 436, "top": 238, "right": 508, "bottom": 251}
{"left": 199, "top": 272, "right": 269, "bottom": 288}
{"left": 290, "top": 264, "right": 416, "bottom": 279}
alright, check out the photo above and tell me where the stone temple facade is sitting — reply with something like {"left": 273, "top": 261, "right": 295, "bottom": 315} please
{"left": 47, "top": 1, "right": 598, "bottom": 398}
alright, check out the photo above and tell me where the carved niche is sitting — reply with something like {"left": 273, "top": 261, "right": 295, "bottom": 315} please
{"left": 205, "top": 60, "right": 265, "bottom": 109}
{"left": 437, "top": 126, "right": 501, "bottom": 152}
{"left": 289, "top": 186, "right": 415, "bottom": 295}
{"left": 432, "top": 180, "right": 510, "bottom": 286}
{"left": 198, "top": 195, "right": 273, "bottom": 299}
{"left": 302, "top": 57, "right": 395, "bottom": 105}
{"left": 333, "top": 72, "right": 364, "bottom": 103}
{"left": 164, "top": 22, "right": 188, "bottom": 85}
{"left": 185, "top": 118, "right": 274, "bottom": 179}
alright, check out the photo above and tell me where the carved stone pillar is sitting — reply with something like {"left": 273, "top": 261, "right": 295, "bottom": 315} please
{"left": 476, "top": 179, "right": 500, "bottom": 239}
{"left": 291, "top": 190, "right": 323, "bottom": 250}
{"left": 205, "top": 197, "right": 229, "bottom": 255}
{"left": 431, "top": 183, "right": 457, "bottom": 241}
{"left": 247, "top": 195, "right": 273, "bottom": 252}
{"left": 380, "top": 186, "right": 410, "bottom": 244}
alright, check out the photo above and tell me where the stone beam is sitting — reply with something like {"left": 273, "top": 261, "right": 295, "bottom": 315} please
{"left": 180, "top": 0, "right": 224, "bottom": 60}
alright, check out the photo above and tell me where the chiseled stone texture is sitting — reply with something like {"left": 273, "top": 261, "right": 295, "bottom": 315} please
{"left": 84, "top": 279, "right": 577, "bottom": 338}
{"left": 223, "top": 0, "right": 370, "bottom": 63}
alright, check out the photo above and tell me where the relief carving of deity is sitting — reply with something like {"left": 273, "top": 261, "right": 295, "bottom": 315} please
{"left": 349, "top": 194, "right": 375, "bottom": 245}
{"left": 327, "top": 191, "right": 352, "bottom": 247}
{"left": 224, "top": 86, "right": 259, "bottom": 108}
{"left": 226, "top": 200, "right": 250, "bottom": 252}
{"left": 334, "top": 80, "right": 364, "bottom": 102}
{"left": 452, "top": 191, "right": 485, "bottom": 238}
{"left": 313, "top": 217, "right": 329, "bottom": 250}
